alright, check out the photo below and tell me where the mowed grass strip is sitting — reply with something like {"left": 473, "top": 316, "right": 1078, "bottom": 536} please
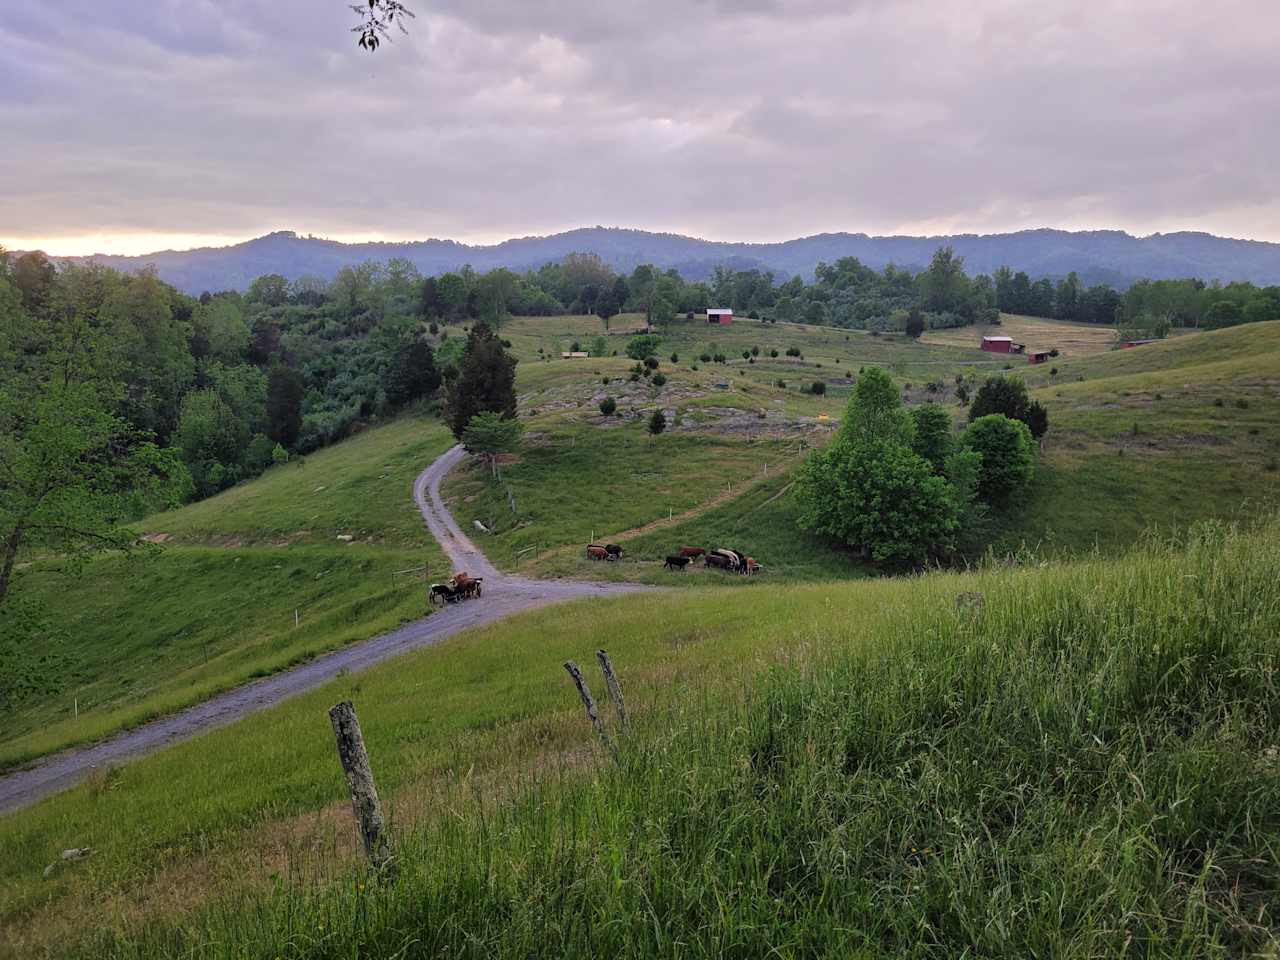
{"left": 20, "top": 518, "right": 1280, "bottom": 958}
{"left": 442, "top": 426, "right": 795, "bottom": 570}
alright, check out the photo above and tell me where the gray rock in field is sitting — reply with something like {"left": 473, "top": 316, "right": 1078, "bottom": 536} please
{"left": 43, "top": 847, "right": 94, "bottom": 879}
{"left": 336, "top": 534, "right": 354, "bottom": 541}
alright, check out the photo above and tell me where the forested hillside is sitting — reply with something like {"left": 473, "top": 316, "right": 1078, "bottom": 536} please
{"left": 32, "top": 226, "right": 1280, "bottom": 294}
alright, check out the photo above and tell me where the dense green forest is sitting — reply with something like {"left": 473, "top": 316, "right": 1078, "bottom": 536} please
{"left": 4, "top": 243, "right": 1279, "bottom": 601}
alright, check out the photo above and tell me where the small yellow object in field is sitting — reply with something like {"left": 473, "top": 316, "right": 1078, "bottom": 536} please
{"left": 818, "top": 413, "right": 829, "bottom": 421}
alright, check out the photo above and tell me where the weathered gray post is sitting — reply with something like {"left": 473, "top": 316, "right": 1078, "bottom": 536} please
{"left": 596, "top": 649, "right": 627, "bottom": 730}
{"left": 329, "top": 700, "right": 393, "bottom": 873}
{"left": 564, "top": 661, "right": 611, "bottom": 748}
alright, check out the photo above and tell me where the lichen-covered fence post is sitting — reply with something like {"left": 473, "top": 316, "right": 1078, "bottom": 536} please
{"left": 329, "top": 700, "right": 393, "bottom": 874}
{"left": 564, "top": 660, "right": 612, "bottom": 750}
{"left": 596, "top": 649, "right": 627, "bottom": 731}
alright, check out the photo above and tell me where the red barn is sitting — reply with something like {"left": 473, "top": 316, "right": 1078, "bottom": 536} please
{"left": 707, "top": 308, "right": 733, "bottom": 325}
{"left": 982, "top": 335, "right": 1025, "bottom": 355}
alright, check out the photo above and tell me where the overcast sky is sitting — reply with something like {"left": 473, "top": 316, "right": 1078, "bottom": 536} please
{"left": 3, "top": 0, "right": 1279, "bottom": 255}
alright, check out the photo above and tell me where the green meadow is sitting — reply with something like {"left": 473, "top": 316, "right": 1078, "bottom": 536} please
{"left": 3, "top": 516, "right": 1277, "bottom": 957}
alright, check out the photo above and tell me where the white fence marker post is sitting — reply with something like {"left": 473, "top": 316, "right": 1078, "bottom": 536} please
{"left": 295, "top": 609, "right": 299, "bottom": 628}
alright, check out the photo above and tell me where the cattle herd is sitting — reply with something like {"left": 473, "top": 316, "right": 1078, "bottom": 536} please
{"left": 587, "top": 541, "right": 760, "bottom": 575}
{"left": 428, "top": 570, "right": 483, "bottom": 606}
{"left": 666, "top": 545, "right": 761, "bottom": 575}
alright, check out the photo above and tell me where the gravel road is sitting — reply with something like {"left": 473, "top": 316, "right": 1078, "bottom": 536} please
{"left": 0, "top": 444, "right": 648, "bottom": 816}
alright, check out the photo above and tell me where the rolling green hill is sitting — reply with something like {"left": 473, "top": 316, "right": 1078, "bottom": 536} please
{"left": 0, "top": 415, "right": 453, "bottom": 768}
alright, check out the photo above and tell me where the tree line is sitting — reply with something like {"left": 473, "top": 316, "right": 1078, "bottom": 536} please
{"left": 411, "top": 247, "right": 1280, "bottom": 340}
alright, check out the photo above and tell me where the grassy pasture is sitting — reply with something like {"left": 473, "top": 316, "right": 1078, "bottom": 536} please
{"left": 922, "top": 312, "right": 1121, "bottom": 356}
{"left": 3, "top": 518, "right": 1278, "bottom": 956}
{"left": 0, "top": 416, "right": 453, "bottom": 767}
{"left": 451, "top": 315, "right": 1278, "bottom": 573}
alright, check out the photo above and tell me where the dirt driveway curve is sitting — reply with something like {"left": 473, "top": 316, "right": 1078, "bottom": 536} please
{"left": 0, "top": 445, "right": 648, "bottom": 816}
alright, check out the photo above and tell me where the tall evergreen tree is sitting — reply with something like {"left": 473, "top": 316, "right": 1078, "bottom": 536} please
{"left": 445, "top": 323, "right": 518, "bottom": 439}
{"left": 266, "top": 366, "right": 305, "bottom": 448}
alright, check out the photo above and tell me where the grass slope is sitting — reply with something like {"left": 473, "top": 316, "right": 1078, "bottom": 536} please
{"left": 0, "top": 415, "right": 454, "bottom": 767}
{"left": 3, "top": 519, "right": 1277, "bottom": 956}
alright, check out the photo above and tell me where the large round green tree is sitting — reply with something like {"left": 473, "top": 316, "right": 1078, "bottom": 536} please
{"left": 794, "top": 367, "right": 961, "bottom": 568}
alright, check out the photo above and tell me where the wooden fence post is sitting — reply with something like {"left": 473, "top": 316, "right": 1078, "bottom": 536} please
{"left": 596, "top": 650, "right": 626, "bottom": 731}
{"left": 564, "top": 661, "right": 611, "bottom": 749}
{"left": 329, "top": 700, "right": 393, "bottom": 874}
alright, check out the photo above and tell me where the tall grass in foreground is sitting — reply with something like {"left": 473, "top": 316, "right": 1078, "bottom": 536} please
{"left": 86, "top": 522, "right": 1280, "bottom": 958}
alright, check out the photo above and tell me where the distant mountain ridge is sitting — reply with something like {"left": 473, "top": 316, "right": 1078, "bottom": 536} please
{"left": 32, "top": 226, "right": 1280, "bottom": 294}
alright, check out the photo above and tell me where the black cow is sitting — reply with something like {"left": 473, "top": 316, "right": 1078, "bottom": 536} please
{"left": 663, "top": 555, "right": 691, "bottom": 571}
{"left": 605, "top": 544, "right": 623, "bottom": 559}
{"left": 429, "top": 583, "right": 460, "bottom": 606}
{"left": 705, "top": 553, "right": 734, "bottom": 571}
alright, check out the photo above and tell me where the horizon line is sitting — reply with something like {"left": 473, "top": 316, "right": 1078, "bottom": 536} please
{"left": 4, "top": 223, "right": 1277, "bottom": 261}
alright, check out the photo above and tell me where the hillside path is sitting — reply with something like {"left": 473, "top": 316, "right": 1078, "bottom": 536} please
{"left": 0, "top": 445, "right": 650, "bottom": 816}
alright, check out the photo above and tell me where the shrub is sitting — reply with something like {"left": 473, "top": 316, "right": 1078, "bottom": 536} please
{"left": 742, "top": 350, "right": 751, "bottom": 360}
{"left": 651, "top": 373, "right": 667, "bottom": 387}
{"left": 628, "top": 372, "right": 640, "bottom": 382}
{"left": 1214, "top": 398, "right": 1225, "bottom": 407}
{"left": 599, "top": 397, "right": 617, "bottom": 416}
{"left": 626, "top": 334, "right": 662, "bottom": 361}
{"left": 770, "top": 349, "right": 779, "bottom": 358}
{"left": 691, "top": 364, "right": 699, "bottom": 371}
{"left": 1235, "top": 398, "right": 1250, "bottom": 409}
{"left": 785, "top": 347, "right": 801, "bottom": 357}
{"left": 751, "top": 345, "right": 760, "bottom": 356}
{"left": 700, "top": 353, "right": 712, "bottom": 363}
{"left": 1049, "top": 367, "right": 1058, "bottom": 376}
{"left": 962, "top": 414, "right": 1036, "bottom": 501}
{"left": 670, "top": 353, "right": 679, "bottom": 364}
{"left": 428, "top": 321, "right": 439, "bottom": 335}
{"left": 776, "top": 379, "right": 787, "bottom": 389}
{"left": 811, "top": 380, "right": 827, "bottom": 396}
{"left": 647, "top": 409, "right": 667, "bottom": 437}
{"left": 644, "top": 356, "right": 660, "bottom": 370}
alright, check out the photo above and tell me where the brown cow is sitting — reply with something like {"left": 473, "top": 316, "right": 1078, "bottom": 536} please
{"left": 678, "top": 546, "right": 706, "bottom": 560}
{"left": 587, "top": 545, "right": 609, "bottom": 561}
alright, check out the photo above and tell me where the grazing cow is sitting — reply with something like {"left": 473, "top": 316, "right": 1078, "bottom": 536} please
{"left": 429, "top": 583, "right": 459, "bottom": 606}
{"left": 678, "top": 546, "right": 706, "bottom": 560}
{"left": 587, "top": 545, "right": 609, "bottom": 561}
{"left": 605, "top": 544, "right": 623, "bottom": 559}
{"left": 460, "top": 577, "right": 483, "bottom": 598}
{"left": 663, "top": 555, "right": 691, "bottom": 571}
{"left": 743, "top": 558, "right": 761, "bottom": 576}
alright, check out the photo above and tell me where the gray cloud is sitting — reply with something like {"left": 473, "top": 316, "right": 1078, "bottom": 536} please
{"left": 2, "top": 0, "right": 1279, "bottom": 252}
